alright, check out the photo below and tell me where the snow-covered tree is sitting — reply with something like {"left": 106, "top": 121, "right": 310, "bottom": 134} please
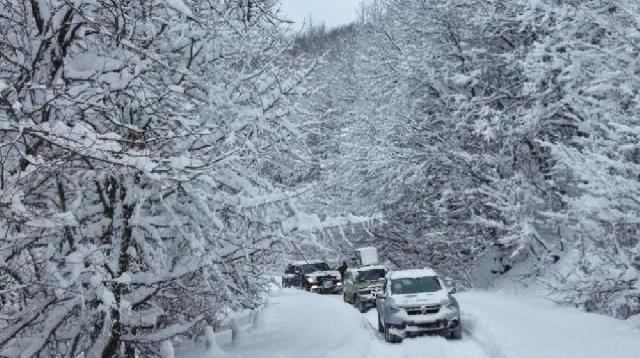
{"left": 0, "top": 0, "right": 315, "bottom": 356}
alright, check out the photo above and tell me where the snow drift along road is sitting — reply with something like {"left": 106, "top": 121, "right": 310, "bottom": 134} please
{"left": 183, "top": 289, "right": 640, "bottom": 358}
{"left": 459, "top": 291, "right": 640, "bottom": 358}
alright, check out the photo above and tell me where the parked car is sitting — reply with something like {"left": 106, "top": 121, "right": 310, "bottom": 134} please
{"left": 343, "top": 265, "right": 387, "bottom": 312}
{"left": 375, "top": 268, "right": 461, "bottom": 343}
{"left": 282, "top": 260, "right": 342, "bottom": 294}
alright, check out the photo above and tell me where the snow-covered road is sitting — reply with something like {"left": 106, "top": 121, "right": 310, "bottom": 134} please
{"left": 184, "top": 289, "right": 640, "bottom": 358}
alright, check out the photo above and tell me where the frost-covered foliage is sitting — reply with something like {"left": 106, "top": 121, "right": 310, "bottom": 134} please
{"left": 294, "top": 0, "right": 640, "bottom": 318}
{"left": 0, "top": 0, "right": 318, "bottom": 356}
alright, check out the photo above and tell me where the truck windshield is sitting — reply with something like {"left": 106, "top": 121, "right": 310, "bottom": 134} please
{"left": 390, "top": 276, "right": 441, "bottom": 294}
{"left": 301, "top": 263, "right": 330, "bottom": 273}
{"left": 356, "top": 269, "right": 386, "bottom": 282}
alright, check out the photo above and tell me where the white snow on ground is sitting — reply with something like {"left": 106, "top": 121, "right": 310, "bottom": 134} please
{"left": 182, "top": 289, "right": 640, "bottom": 358}
{"left": 180, "top": 289, "right": 370, "bottom": 358}
{"left": 459, "top": 291, "right": 640, "bottom": 358}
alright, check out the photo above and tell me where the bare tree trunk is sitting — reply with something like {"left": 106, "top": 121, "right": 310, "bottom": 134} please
{"left": 102, "top": 179, "right": 136, "bottom": 358}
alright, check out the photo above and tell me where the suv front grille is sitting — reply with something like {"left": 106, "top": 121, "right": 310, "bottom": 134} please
{"left": 405, "top": 305, "right": 440, "bottom": 315}
{"left": 410, "top": 320, "right": 446, "bottom": 329}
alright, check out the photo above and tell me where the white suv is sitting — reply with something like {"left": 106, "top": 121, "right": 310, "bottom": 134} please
{"left": 375, "top": 269, "right": 461, "bottom": 343}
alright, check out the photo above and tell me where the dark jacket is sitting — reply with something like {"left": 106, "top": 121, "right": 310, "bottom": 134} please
{"left": 338, "top": 263, "right": 348, "bottom": 279}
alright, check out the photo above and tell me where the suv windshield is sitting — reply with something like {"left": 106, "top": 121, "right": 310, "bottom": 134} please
{"left": 390, "top": 276, "right": 441, "bottom": 294}
{"left": 301, "top": 262, "right": 331, "bottom": 274}
{"left": 356, "top": 269, "right": 386, "bottom": 282}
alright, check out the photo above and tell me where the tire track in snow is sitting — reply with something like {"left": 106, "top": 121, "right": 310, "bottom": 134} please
{"left": 460, "top": 311, "right": 508, "bottom": 358}
{"left": 185, "top": 290, "right": 492, "bottom": 358}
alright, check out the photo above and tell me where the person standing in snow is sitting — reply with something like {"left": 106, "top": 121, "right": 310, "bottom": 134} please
{"left": 338, "top": 261, "right": 348, "bottom": 280}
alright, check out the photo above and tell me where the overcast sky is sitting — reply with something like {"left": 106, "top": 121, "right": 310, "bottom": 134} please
{"left": 279, "top": 0, "right": 363, "bottom": 30}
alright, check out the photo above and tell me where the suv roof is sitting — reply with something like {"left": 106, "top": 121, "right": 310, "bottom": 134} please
{"left": 388, "top": 268, "right": 438, "bottom": 279}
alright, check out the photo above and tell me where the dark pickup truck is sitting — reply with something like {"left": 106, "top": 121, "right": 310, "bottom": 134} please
{"left": 282, "top": 260, "right": 343, "bottom": 294}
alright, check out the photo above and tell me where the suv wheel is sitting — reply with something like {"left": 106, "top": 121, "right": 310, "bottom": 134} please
{"left": 448, "top": 325, "right": 463, "bottom": 340}
{"left": 356, "top": 297, "right": 367, "bottom": 313}
{"left": 384, "top": 324, "right": 403, "bottom": 343}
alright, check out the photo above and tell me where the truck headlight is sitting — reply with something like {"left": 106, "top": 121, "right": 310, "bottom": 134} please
{"left": 306, "top": 277, "right": 317, "bottom": 283}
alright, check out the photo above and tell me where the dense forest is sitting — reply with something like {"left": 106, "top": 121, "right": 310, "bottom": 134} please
{"left": 0, "top": 0, "right": 639, "bottom": 356}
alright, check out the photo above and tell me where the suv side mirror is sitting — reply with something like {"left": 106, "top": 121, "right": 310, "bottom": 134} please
{"left": 448, "top": 287, "right": 457, "bottom": 294}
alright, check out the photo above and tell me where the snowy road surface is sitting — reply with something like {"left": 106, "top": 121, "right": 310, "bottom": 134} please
{"left": 184, "top": 289, "right": 640, "bottom": 358}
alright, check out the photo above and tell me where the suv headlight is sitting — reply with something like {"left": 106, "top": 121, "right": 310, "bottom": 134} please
{"left": 389, "top": 301, "right": 402, "bottom": 313}
{"left": 306, "top": 277, "right": 317, "bottom": 283}
{"left": 443, "top": 299, "right": 457, "bottom": 310}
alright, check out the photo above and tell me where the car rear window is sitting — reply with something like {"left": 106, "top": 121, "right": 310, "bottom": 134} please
{"left": 390, "top": 276, "right": 441, "bottom": 294}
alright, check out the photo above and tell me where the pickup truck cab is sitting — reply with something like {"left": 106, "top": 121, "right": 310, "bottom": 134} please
{"left": 375, "top": 268, "right": 461, "bottom": 343}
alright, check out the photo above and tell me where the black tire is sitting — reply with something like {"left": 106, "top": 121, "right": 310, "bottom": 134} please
{"left": 356, "top": 298, "right": 367, "bottom": 313}
{"left": 377, "top": 314, "right": 384, "bottom": 333}
{"left": 448, "top": 325, "right": 463, "bottom": 340}
{"left": 384, "top": 324, "right": 403, "bottom": 343}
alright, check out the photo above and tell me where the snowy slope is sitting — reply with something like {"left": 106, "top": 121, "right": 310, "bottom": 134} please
{"left": 459, "top": 291, "right": 640, "bottom": 358}
{"left": 182, "top": 289, "right": 640, "bottom": 358}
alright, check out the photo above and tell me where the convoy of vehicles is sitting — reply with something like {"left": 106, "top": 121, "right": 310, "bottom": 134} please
{"left": 281, "top": 248, "right": 462, "bottom": 344}
{"left": 281, "top": 260, "right": 342, "bottom": 294}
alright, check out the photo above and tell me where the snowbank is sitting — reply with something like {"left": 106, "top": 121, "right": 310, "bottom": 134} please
{"left": 459, "top": 291, "right": 640, "bottom": 358}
